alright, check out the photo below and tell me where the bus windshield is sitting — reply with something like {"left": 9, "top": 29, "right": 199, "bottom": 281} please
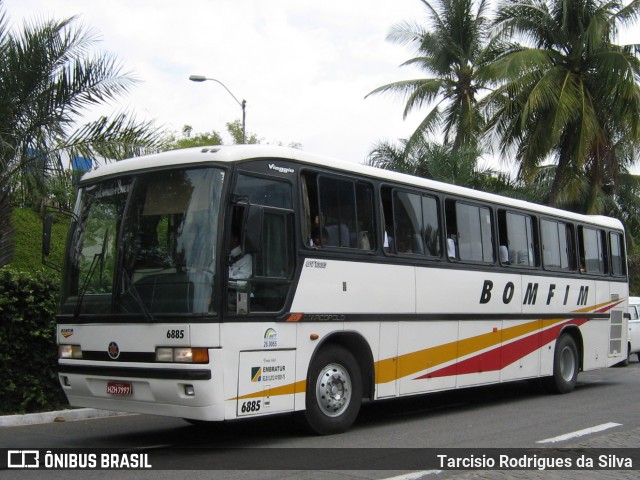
{"left": 61, "top": 167, "right": 225, "bottom": 318}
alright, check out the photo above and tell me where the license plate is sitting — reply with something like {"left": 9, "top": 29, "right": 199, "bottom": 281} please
{"left": 107, "top": 382, "right": 133, "bottom": 396}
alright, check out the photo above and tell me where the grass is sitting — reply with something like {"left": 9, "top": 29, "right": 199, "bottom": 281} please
{"left": 11, "top": 208, "right": 68, "bottom": 277}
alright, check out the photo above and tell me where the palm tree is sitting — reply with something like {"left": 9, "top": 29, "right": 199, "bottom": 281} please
{"left": 367, "top": 0, "right": 492, "bottom": 150}
{"left": 0, "top": 1, "right": 163, "bottom": 266}
{"left": 485, "top": 0, "right": 640, "bottom": 212}
{"left": 367, "top": 136, "right": 518, "bottom": 194}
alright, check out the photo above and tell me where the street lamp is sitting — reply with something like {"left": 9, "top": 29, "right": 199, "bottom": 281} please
{"left": 189, "top": 74, "right": 247, "bottom": 143}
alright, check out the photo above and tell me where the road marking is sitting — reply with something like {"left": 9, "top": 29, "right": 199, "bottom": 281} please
{"left": 536, "top": 422, "right": 622, "bottom": 444}
{"left": 383, "top": 471, "right": 442, "bottom": 480}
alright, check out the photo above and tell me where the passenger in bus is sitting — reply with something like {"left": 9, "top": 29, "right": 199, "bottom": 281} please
{"left": 447, "top": 235, "right": 457, "bottom": 259}
{"left": 383, "top": 230, "right": 393, "bottom": 253}
{"left": 324, "top": 223, "right": 350, "bottom": 247}
{"left": 500, "top": 245, "right": 510, "bottom": 264}
{"left": 228, "top": 231, "right": 252, "bottom": 314}
{"left": 359, "top": 231, "right": 371, "bottom": 250}
{"left": 579, "top": 259, "right": 586, "bottom": 273}
{"left": 309, "top": 224, "right": 319, "bottom": 247}
{"left": 229, "top": 231, "right": 252, "bottom": 282}
{"left": 308, "top": 215, "right": 320, "bottom": 247}
{"left": 310, "top": 225, "right": 329, "bottom": 248}
{"left": 517, "top": 248, "right": 534, "bottom": 265}
{"left": 397, "top": 236, "right": 415, "bottom": 254}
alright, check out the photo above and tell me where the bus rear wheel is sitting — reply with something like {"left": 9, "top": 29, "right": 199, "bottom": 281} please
{"left": 546, "top": 333, "right": 579, "bottom": 394}
{"left": 304, "top": 345, "right": 362, "bottom": 435}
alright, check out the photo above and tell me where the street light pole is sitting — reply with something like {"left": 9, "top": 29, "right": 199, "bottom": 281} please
{"left": 189, "top": 75, "right": 246, "bottom": 144}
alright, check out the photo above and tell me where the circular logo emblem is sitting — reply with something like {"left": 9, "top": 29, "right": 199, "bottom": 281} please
{"left": 107, "top": 341, "right": 120, "bottom": 360}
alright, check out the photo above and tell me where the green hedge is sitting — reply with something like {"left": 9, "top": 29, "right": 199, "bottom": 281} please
{"left": 0, "top": 267, "right": 68, "bottom": 414}
{"left": 11, "top": 208, "right": 67, "bottom": 275}
{"left": 629, "top": 254, "right": 640, "bottom": 296}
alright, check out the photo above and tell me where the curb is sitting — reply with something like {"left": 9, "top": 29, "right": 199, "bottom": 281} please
{"left": 0, "top": 409, "right": 133, "bottom": 427}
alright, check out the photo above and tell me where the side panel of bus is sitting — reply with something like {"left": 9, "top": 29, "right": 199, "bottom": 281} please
{"left": 289, "top": 258, "right": 628, "bottom": 406}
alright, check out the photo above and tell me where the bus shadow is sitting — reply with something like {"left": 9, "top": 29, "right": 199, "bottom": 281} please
{"left": 104, "top": 411, "right": 308, "bottom": 448}
{"left": 102, "top": 375, "right": 615, "bottom": 447}
{"left": 355, "top": 376, "right": 611, "bottom": 429}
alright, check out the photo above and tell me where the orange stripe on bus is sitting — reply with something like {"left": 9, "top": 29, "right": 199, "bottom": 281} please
{"left": 375, "top": 300, "right": 617, "bottom": 384}
{"left": 234, "top": 300, "right": 621, "bottom": 400}
{"left": 232, "top": 379, "right": 306, "bottom": 401}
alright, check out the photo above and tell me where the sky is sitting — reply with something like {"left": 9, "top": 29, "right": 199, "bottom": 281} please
{"left": 3, "top": 0, "right": 640, "bottom": 169}
{"left": 3, "top": 0, "right": 430, "bottom": 164}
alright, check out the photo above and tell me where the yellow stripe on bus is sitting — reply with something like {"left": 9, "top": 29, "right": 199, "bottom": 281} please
{"left": 376, "top": 301, "right": 613, "bottom": 384}
{"left": 233, "top": 301, "right": 616, "bottom": 400}
{"left": 233, "top": 379, "right": 307, "bottom": 400}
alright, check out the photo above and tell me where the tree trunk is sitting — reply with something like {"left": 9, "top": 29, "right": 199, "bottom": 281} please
{"left": 0, "top": 188, "right": 14, "bottom": 267}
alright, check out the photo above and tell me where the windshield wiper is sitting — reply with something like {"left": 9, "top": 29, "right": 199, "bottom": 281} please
{"left": 122, "top": 272, "right": 155, "bottom": 322}
{"left": 74, "top": 252, "right": 102, "bottom": 319}
{"left": 74, "top": 227, "right": 111, "bottom": 319}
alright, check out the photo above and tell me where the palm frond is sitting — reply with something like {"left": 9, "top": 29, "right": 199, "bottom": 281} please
{"left": 0, "top": 1, "right": 164, "bottom": 220}
{"left": 64, "top": 112, "right": 164, "bottom": 162}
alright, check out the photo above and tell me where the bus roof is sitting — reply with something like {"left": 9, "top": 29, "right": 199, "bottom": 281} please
{"left": 79, "top": 144, "right": 624, "bottom": 231}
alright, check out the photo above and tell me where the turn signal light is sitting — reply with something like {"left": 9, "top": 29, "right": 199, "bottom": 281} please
{"left": 59, "top": 345, "right": 82, "bottom": 359}
{"left": 155, "top": 347, "right": 209, "bottom": 364}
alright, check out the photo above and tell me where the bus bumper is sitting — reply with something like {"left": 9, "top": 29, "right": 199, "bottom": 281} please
{"left": 58, "top": 360, "right": 225, "bottom": 421}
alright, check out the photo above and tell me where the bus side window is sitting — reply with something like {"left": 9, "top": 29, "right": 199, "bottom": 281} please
{"left": 355, "top": 182, "right": 375, "bottom": 251}
{"left": 229, "top": 174, "right": 295, "bottom": 314}
{"left": 387, "top": 190, "right": 441, "bottom": 257}
{"left": 301, "top": 172, "right": 321, "bottom": 247}
{"left": 422, "top": 195, "right": 441, "bottom": 257}
{"left": 447, "top": 199, "right": 494, "bottom": 263}
{"left": 609, "top": 232, "right": 625, "bottom": 276}
{"left": 305, "top": 172, "right": 375, "bottom": 251}
{"left": 578, "top": 226, "right": 606, "bottom": 274}
{"left": 393, "top": 190, "right": 423, "bottom": 254}
{"left": 445, "top": 200, "right": 458, "bottom": 260}
{"left": 318, "top": 176, "right": 354, "bottom": 247}
{"left": 541, "top": 219, "right": 575, "bottom": 271}
{"left": 498, "top": 210, "right": 537, "bottom": 267}
{"left": 381, "top": 187, "right": 395, "bottom": 253}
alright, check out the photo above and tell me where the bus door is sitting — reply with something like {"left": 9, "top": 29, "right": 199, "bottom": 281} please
{"left": 225, "top": 171, "right": 298, "bottom": 416}
{"left": 226, "top": 172, "right": 296, "bottom": 316}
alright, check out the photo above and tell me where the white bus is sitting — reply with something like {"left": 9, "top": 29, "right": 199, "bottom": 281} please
{"left": 52, "top": 145, "right": 629, "bottom": 434}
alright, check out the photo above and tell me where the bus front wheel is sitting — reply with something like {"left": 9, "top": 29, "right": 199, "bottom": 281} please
{"left": 304, "top": 345, "right": 362, "bottom": 435}
{"left": 546, "top": 334, "right": 579, "bottom": 394}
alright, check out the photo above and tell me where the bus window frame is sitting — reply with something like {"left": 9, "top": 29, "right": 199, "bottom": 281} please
{"left": 577, "top": 225, "right": 608, "bottom": 276}
{"left": 540, "top": 217, "right": 577, "bottom": 273}
{"left": 225, "top": 169, "right": 297, "bottom": 317}
{"left": 382, "top": 185, "right": 443, "bottom": 260}
{"left": 608, "top": 230, "right": 627, "bottom": 278}
{"left": 497, "top": 208, "right": 539, "bottom": 269}
{"left": 300, "top": 169, "right": 377, "bottom": 254}
{"left": 445, "top": 198, "right": 496, "bottom": 266}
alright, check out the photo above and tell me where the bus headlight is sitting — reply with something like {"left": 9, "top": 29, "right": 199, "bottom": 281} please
{"left": 155, "top": 347, "right": 209, "bottom": 364}
{"left": 59, "top": 345, "right": 82, "bottom": 359}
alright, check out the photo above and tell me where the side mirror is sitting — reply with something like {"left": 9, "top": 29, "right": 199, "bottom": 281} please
{"left": 243, "top": 204, "right": 263, "bottom": 254}
{"left": 42, "top": 207, "right": 75, "bottom": 271}
{"left": 42, "top": 214, "right": 53, "bottom": 257}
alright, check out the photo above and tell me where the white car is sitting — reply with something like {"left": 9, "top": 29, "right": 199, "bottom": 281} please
{"left": 628, "top": 297, "right": 640, "bottom": 362}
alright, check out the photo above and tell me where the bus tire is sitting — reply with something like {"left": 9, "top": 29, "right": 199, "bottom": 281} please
{"left": 546, "top": 334, "right": 579, "bottom": 394}
{"left": 617, "top": 344, "right": 629, "bottom": 367}
{"left": 182, "top": 418, "right": 212, "bottom": 427}
{"left": 612, "top": 344, "right": 629, "bottom": 367}
{"left": 304, "top": 344, "right": 362, "bottom": 435}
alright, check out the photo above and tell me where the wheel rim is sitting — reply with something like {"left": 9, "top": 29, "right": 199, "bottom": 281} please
{"left": 315, "top": 363, "right": 351, "bottom": 417}
{"left": 559, "top": 345, "right": 576, "bottom": 382}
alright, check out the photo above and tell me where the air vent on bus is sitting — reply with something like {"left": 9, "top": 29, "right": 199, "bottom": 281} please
{"left": 609, "top": 309, "right": 623, "bottom": 356}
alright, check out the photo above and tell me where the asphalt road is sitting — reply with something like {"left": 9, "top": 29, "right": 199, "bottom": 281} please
{"left": 1, "top": 359, "right": 639, "bottom": 479}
